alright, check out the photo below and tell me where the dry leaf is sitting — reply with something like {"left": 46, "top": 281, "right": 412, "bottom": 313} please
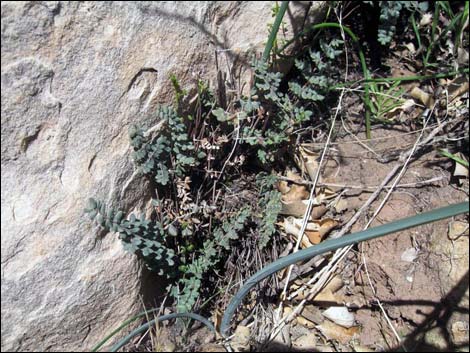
{"left": 277, "top": 180, "right": 290, "bottom": 194}
{"left": 454, "top": 160, "right": 469, "bottom": 180}
{"left": 212, "top": 309, "right": 223, "bottom": 333}
{"left": 334, "top": 199, "right": 348, "bottom": 213}
{"left": 283, "top": 306, "right": 293, "bottom": 319}
{"left": 352, "top": 343, "right": 375, "bottom": 352}
{"left": 401, "top": 99, "right": 416, "bottom": 112}
{"left": 281, "top": 200, "right": 308, "bottom": 218}
{"left": 385, "top": 98, "right": 416, "bottom": 118}
{"left": 298, "top": 146, "right": 319, "bottom": 181}
{"left": 301, "top": 305, "right": 324, "bottom": 324}
{"left": 286, "top": 169, "right": 303, "bottom": 182}
{"left": 311, "top": 289, "right": 339, "bottom": 304}
{"left": 318, "top": 218, "right": 338, "bottom": 237}
{"left": 280, "top": 201, "right": 327, "bottom": 219}
{"left": 449, "top": 221, "right": 469, "bottom": 238}
{"left": 199, "top": 343, "right": 226, "bottom": 352}
{"left": 282, "top": 216, "right": 337, "bottom": 246}
{"left": 448, "top": 76, "right": 469, "bottom": 102}
{"left": 231, "top": 325, "right": 251, "bottom": 352}
{"left": 457, "top": 48, "right": 469, "bottom": 65}
{"left": 324, "top": 275, "right": 344, "bottom": 294}
{"left": 312, "top": 205, "right": 328, "bottom": 219}
{"left": 420, "top": 13, "right": 433, "bottom": 26}
{"left": 293, "top": 333, "right": 317, "bottom": 351}
{"left": 306, "top": 230, "right": 323, "bottom": 245}
{"left": 321, "top": 186, "right": 337, "bottom": 199}
{"left": 297, "top": 316, "right": 316, "bottom": 328}
{"left": 410, "top": 86, "right": 435, "bottom": 108}
{"left": 301, "top": 235, "right": 314, "bottom": 249}
{"left": 404, "top": 42, "right": 416, "bottom": 53}
{"left": 451, "top": 321, "right": 469, "bottom": 345}
{"left": 282, "top": 184, "right": 310, "bottom": 203}
{"left": 316, "top": 321, "right": 360, "bottom": 345}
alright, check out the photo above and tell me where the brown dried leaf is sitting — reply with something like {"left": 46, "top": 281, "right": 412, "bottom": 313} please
{"left": 293, "top": 333, "right": 317, "bottom": 351}
{"left": 319, "top": 218, "right": 338, "bottom": 237}
{"left": 297, "top": 316, "right": 316, "bottom": 328}
{"left": 277, "top": 180, "right": 290, "bottom": 194}
{"left": 231, "top": 325, "right": 251, "bottom": 352}
{"left": 410, "top": 86, "right": 435, "bottom": 108}
{"left": 286, "top": 169, "right": 303, "bottom": 182}
{"left": 280, "top": 201, "right": 327, "bottom": 219}
{"left": 306, "top": 230, "right": 322, "bottom": 245}
{"left": 301, "top": 235, "right": 314, "bottom": 249}
{"left": 277, "top": 217, "right": 313, "bottom": 249}
{"left": 212, "top": 309, "right": 223, "bottom": 334}
{"left": 301, "top": 305, "right": 324, "bottom": 324}
{"left": 449, "top": 78, "right": 469, "bottom": 102}
{"left": 334, "top": 199, "right": 348, "bottom": 213}
{"left": 282, "top": 216, "right": 336, "bottom": 246}
{"left": 315, "top": 321, "right": 360, "bottom": 344}
{"left": 449, "top": 221, "right": 469, "bottom": 239}
{"left": 311, "top": 289, "right": 339, "bottom": 304}
{"left": 324, "top": 275, "right": 344, "bottom": 293}
{"left": 299, "top": 146, "right": 319, "bottom": 181}
{"left": 282, "top": 184, "right": 310, "bottom": 203}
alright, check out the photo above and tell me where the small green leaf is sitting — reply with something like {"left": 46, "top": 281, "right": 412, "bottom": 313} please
{"left": 96, "top": 214, "right": 105, "bottom": 226}
{"left": 87, "top": 209, "right": 97, "bottom": 219}
{"left": 168, "top": 224, "right": 178, "bottom": 237}
{"left": 85, "top": 198, "right": 97, "bottom": 211}
{"left": 113, "top": 211, "right": 124, "bottom": 223}
{"left": 212, "top": 108, "right": 228, "bottom": 122}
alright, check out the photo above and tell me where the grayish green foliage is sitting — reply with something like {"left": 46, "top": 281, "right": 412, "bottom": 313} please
{"left": 84, "top": 197, "right": 252, "bottom": 313}
{"left": 86, "top": 74, "right": 290, "bottom": 313}
{"left": 363, "top": 1, "right": 427, "bottom": 45}
{"left": 255, "top": 173, "right": 282, "bottom": 249}
{"left": 240, "top": 38, "right": 343, "bottom": 163}
{"left": 129, "top": 105, "right": 199, "bottom": 186}
{"left": 84, "top": 198, "right": 177, "bottom": 278}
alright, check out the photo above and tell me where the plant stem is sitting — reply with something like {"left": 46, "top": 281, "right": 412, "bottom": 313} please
{"left": 263, "top": 1, "right": 289, "bottom": 62}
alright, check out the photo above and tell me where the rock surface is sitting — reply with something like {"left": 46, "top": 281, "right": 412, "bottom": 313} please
{"left": 1, "top": 1, "right": 325, "bottom": 351}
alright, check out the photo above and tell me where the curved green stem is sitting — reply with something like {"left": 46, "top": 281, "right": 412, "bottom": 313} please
{"left": 110, "top": 313, "right": 215, "bottom": 352}
{"left": 91, "top": 308, "right": 162, "bottom": 352}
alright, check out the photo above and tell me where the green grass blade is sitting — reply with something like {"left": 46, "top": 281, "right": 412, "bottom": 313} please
{"left": 439, "top": 149, "right": 470, "bottom": 168}
{"left": 263, "top": 1, "right": 289, "bottom": 62}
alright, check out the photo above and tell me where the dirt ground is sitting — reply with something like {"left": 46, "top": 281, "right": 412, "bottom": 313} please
{"left": 319, "top": 123, "right": 469, "bottom": 351}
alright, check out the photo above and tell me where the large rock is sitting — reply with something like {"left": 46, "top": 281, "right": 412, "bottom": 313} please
{"left": 0, "top": 1, "right": 325, "bottom": 351}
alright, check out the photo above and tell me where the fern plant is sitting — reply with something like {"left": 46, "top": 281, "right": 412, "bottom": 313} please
{"left": 84, "top": 198, "right": 178, "bottom": 277}
{"left": 129, "top": 106, "right": 205, "bottom": 186}
{"left": 362, "top": 1, "right": 425, "bottom": 45}
{"left": 172, "top": 207, "right": 251, "bottom": 312}
{"left": 240, "top": 35, "right": 344, "bottom": 163}
{"left": 85, "top": 196, "right": 251, "bottom": 312}
{"left": 255, "top": 174, "right": 282, "bottom": 250}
